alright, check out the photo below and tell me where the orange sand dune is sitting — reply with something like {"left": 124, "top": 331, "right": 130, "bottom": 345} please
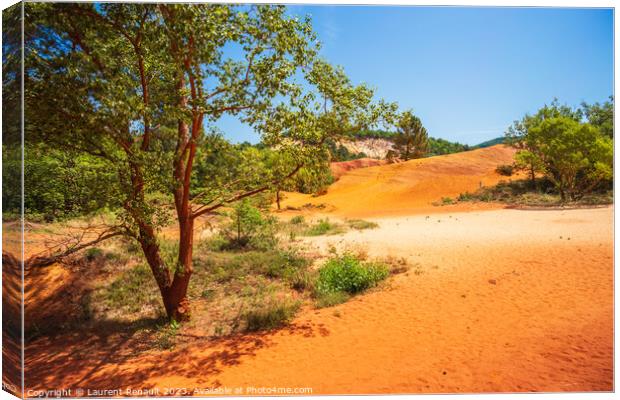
{"left": 285, "top": 145, "right": 517, "bottom": 217}
{"left": 330, "top": 157, "right": 387, "bottom": 180}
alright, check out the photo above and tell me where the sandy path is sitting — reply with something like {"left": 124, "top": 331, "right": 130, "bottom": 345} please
{"left": 25, "top": 207, "right": 613, "bottom": 394}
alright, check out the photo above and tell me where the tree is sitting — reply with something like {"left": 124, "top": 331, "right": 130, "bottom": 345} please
{"left": 24, "top": 4, "right": 392, "bottom": 321}
{"left": 393, "top": 110, "right": 428, "bottom": 160}
{"left": 582, "top": 96, "right": 614, "bottom": 139}
{"left": 505, "top": 99, "right": 583, "bottom": 186}
{"left": 525, "top": 117, "right": 612, "bottom": 200}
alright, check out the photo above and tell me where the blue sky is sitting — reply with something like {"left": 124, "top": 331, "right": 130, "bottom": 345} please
{"left": 218, "top": 6, "right": 613, "bottom": 145}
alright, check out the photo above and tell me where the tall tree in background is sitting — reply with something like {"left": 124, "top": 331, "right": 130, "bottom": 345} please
{"left": 581, "top": 96, "right": 614, "bottom": 139}
{"left": 506, "top": 98, "right": 613, "bottom": 189}
{"left": 506, "top": 99, "right": 612, "bottom": 200}
{"left": 24, "top": 3, "right": 392, "bottom": 321}
{"left": 393, "top": 110, "right": 428, "bottom": 160}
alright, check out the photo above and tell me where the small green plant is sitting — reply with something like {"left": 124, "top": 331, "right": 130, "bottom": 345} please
{"left": 304, "top": 218, "right": 345, "bottom": 236}
{"left": 243, "top": 298, "right": 300, "bottom": 332}
{"left": 346, "top": 219, "right": 379, "bottom": 230}
{"left": 316, "top": 253, "right": 389, "bottom": 295}
{"left": 156, "top": 319, "right": 180, "bottom": 350}
{"left": 290, "top": 215, "right": 305, "bottom": 225}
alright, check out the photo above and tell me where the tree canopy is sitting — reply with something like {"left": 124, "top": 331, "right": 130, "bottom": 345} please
{"left": 505, "top": 99, "right": 613, "bottom": 200}
{"left": 23, "top": 3, "right": 394, "bottom": 320}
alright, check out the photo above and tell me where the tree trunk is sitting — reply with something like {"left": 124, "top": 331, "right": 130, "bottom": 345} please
{"left": 166, "top": 216, "right": 194, "bottom": 321}
{"left": 276, "top": 190, "right": 281, "bottom": 210}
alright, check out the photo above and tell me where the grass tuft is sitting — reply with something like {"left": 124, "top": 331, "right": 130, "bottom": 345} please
{"left": 243, "top": 298, "right": 301, "bottom": 332}
{"left": 346, "top": 219, "right": 379, "bottom": 230}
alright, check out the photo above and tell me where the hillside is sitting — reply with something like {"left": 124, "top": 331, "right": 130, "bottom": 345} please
{"left": 284, "top": 144, "right": 517, "bottom": 217}
{"left": 330, "top": 158, "right": 388, "bottom": 179}
{"left": 336, "top": 138, "right": 394, "bottom": 159}
{"left": 473, "top": 136, "right": 506, "bottom": 149}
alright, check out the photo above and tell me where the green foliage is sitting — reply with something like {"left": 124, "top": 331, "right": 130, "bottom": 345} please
{"left": 472, "top": 137, "right": 505, "bottom": 149}
{"left": 218, "top": 200, "right": 278, "bottom": 250}
{"left": 506, "top": 99, "right": 613, "bottom": 201}
{"left": 326, "top": 139, "right": 368, "bottom": 161}
{"left": 427, "top": 137, "right": 469, "bottom": 156}
{"left": 458, "top": 178, "right": 612, "bottom": 206}
{"left": 316, "top": 253, "right": 389, "bottom": 295}
{"left": 4, "top": 144, "right": 119, "bottom": 220}
{"left": 350, "top": 129, "right": 397, "bottom": 140}
{"left": 582, "top": 97, "right": 614, "bottom": 139}
{"left": 393, "top": 110, "right": 429, "bottom": 160}
{"left": 243, "top": 297, "right": 301, "bottom": 332}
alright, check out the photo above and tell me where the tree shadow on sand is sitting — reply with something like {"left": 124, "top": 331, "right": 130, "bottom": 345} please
{"left": 25, "top": 318, "right": 330, "bottom": 392}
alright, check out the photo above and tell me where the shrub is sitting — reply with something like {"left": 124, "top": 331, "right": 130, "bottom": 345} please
{"left": 495, "top": 164, "right": 514, "bottom": 176}
{"left": 304, "top": 218, "right": 345, "bottom": 236}
{"left": 458, "top": 192, "right": 474, "bottom": 201}
{"left": 219, "top": 200, "right": 277, "bottom": 250}
{"left": 243, "top": 297, "right": 300, "bottom": 332}
{"left": 441, "top": 197, "right": 454, "bottom": 205}
{"left": 316, "top": 253, "right": 389, "bottom": 295}
{"left": 346, "top": 219, "right": 379, "bottom": 230}
{"left": 290, "top": 215, "right": 305, "bottom": 225}
{"left": 289, "top": 270, "right": 316, "bottom": 292}
{"left": 85, "top": 247, "right": 104, "bottom": 261}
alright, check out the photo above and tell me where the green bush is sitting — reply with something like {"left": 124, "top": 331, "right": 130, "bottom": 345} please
{"left": 316, "top": 253, "right": 389, "bottom": 295}
{"left": 243, "top": 298, "right": 300, "bottom": 332}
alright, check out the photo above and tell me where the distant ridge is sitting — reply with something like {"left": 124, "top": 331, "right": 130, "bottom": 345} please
{"left": 473, "top": 136, "right": 506, "bottom": 149}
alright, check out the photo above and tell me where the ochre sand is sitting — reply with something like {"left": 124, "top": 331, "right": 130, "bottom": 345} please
{"left": 24, "top": 207, "right": 613, "bottom": 394}
{"left": 22, "top": 145, "right": 613, "bottom": 394}
{"left": 283, "top": 145, "right": 518, "bottom": 218}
